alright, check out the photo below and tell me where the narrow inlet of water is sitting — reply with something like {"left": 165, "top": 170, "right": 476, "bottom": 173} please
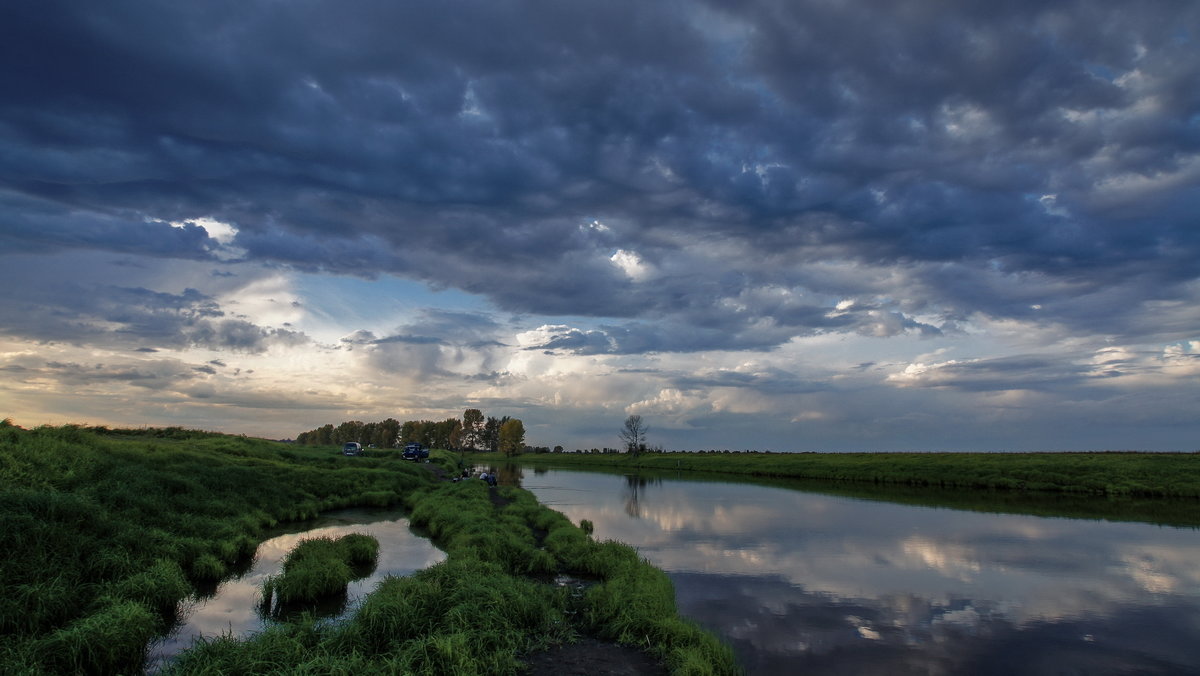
{"left": 146, "top": 507, "right": 445, "bottom": 673}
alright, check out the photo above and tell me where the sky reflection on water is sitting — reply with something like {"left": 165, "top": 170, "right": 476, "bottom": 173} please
{"left": 147, "top": 508, "right": 444, "bottom": 672}
{"left": 522, "top": 469, "right": 1200, "bottom": 675}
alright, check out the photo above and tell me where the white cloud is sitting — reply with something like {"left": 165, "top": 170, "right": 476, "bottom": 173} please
{"left": 166, "top": 217, "right": 246, "bottom": 260}
{"left": 610, "top": 249, "right": 653, "bottom": 281}
{"left": 178, "top": 217, "right": 238, "bottom": 245}
{"left": 627, "top": 388, "right": 710, "bottom": 423}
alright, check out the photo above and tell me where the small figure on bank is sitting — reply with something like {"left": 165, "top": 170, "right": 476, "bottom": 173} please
{"left": 487, "top": 473, "right": 497, "bottom": 487}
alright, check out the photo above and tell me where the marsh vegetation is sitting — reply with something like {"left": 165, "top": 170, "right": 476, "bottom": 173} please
{"left": 260, "top": 533, "right": 380, "bottom": 616}
{"left": 0, "top": 423, "right": 737, "bottom": 674}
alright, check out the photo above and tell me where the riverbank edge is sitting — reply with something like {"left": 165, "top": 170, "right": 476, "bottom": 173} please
{"left": 476, "top": 450, "right": 1200, "bottom": 498}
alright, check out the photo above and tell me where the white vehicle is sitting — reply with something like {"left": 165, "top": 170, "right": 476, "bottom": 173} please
{"left": 342, "top": 442, "right": 362, "bottom": 456}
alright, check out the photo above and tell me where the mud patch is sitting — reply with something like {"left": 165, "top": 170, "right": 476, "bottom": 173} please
{"left": 523, "top": 637, "right": 666, "bottom": 676}
{"left": 488, "top": 485, "right": 511, "bottom": 508}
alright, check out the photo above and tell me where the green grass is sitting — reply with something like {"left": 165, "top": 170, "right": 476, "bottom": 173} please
{"left": 1, "top": 424, "right": 741, "bottom": 675}
{"left": 261, "top": 534, "right": 380, "bottom": 612}
{"left": 411, "top": 481, "right": 740, "bottom": 673}
{"left": 0, "top": 424, "right": 435, "bottom": 674}
{"left": 170, "top": 557, "right": 569, "bottom": 675}
{"left": 167, "top": 476, "right": 740, "bottom": 675}
{"left": 489, "top": 450, "right": 1200, "bottom": 498}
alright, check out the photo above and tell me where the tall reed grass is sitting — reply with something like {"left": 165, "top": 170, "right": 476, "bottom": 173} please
{"left": 0, "top": 424, "right": 434, "bottom": 674}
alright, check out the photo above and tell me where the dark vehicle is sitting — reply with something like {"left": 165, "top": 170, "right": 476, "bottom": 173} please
{"left": 342, "top": 442, "right": 362, "bottom": 456}
{"left": 402, "top": 443, "right": 429, "bottom": 461}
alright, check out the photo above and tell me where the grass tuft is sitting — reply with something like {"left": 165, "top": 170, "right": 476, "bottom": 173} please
{"left": 35, "top": 600, "right": 160, "bottom": 675}
{"left": 262, "top": 534, "right": 380, "bottom": 612}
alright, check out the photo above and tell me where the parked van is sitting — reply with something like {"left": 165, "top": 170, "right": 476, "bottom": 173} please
{"left": 342, "top": 442, "right": 362, "bottom": 456}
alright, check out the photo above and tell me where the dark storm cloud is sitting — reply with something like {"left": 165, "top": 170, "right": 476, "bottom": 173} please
{"left": 35, "top": 359, "right": 199, "bottom": 390}
{"left": 533, "top": 327, "right": 614, "bottom": 354}
{"left": 891, "top": 355, "right": 1104, "bottom": 392}
{"left": 673, "top": 368, "right": 830, "bottom": 395}
{"left": 0, "top": 273, "right": 309, "bottom": 354}
{"left": 0, "top": 190, "right": 221, "bottom": 259}
{"left": 2, "top": 1, "right": 1197, "bottom": 350}
{"left": 529, "top": 294, "right": 940, "bottom": 355}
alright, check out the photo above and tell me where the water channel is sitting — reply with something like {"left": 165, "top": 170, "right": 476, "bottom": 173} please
{"left": 150, "top": 468, "right": 1200, "bottom": 674}
{"left": 146, "top": 507, "right": 445, "bottom": 672}
{"left": 520, "top": 467, "right": 1200, "bottom": 675}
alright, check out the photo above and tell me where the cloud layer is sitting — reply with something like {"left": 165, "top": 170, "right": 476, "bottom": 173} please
{"left": 1, "top": 1, "right": 1196, "bottom": 449}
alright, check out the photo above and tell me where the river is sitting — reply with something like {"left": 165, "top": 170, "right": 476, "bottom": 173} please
{"left": 518, "top": 467, "right": 1200, "bottom": 675}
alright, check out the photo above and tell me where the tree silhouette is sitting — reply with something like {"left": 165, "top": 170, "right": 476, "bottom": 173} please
{"left": 619, "top": 414, "right": 648, "bottom": 456}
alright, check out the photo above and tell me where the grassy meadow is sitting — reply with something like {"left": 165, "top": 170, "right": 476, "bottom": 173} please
{"left": 0, "top": 422, "right": 738, "bottom": 675}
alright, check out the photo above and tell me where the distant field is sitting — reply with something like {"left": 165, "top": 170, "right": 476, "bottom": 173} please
{"left": 486, "top": 450, "right": 1200, "bottom": 498}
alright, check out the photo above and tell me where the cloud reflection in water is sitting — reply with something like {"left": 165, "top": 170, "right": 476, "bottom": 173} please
{"left": 524, "top": 470, "right": 1200, "bottom": 675}
{"left": 148, "top": 508, "right": 444, "bottom": 671}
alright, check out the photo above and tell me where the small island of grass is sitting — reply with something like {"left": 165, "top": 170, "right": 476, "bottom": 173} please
{"left": 261, "top": 533, "right": 379, "bottom": 614}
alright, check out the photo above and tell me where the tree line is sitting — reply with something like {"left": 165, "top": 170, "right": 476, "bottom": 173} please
{"left": 294, "top": 409, "right": 527, "bottom": 456}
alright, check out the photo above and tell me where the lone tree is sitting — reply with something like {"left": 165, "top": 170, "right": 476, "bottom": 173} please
{"left": 499, "top": 418, "right": 526, "bottom": 457}
{"left": 619, "top": 414, "right": 648, "bottom": 456}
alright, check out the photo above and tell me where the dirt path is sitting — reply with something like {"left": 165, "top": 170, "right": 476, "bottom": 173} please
{"left": 523, "top": 638, "right": 667, "bottom": 676}
{"left": 487, "top": 484, "right": 511, "bottom": 508}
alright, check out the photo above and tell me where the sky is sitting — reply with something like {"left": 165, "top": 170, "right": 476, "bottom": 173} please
{"left": 1, "top": 1, "right": 1197, "bottom": 452}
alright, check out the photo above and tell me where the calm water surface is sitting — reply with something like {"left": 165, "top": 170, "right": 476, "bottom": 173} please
{"left": 520, "top": 468, "right": 1200, "bottom": 675}
{"left": 147, "top": 507, "right": 444, "bottom": 672}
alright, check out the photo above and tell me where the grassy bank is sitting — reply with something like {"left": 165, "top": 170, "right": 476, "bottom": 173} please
{"left": 488, "top": 450, "right": 1200, "bottom": 498}
{"left": 503, "top": 460, "right": 1200, "bottom": 529}
{"left": 171, "top": 479, "right": 738, "bottom": 674}
{"left": 0, "top": 423, "right": 738, "bottom": 674}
